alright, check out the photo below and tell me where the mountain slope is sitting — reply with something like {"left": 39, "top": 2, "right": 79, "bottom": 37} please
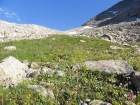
{"left": 0, "top": 20, "right": 63, "bottom": 42}
{"left": 82, "top": 0, "right": 140, "bottom": 27}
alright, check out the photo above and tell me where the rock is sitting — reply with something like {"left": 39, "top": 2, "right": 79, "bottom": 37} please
{"left": 101, "top": 34, "right": 113, "bottom": 42}
{"left": 28, "top": 85, "right": 55, "bottom": 98}
{"left": 30, "top": 62, "right": 39, "bottom": 69}
{"left": 84, "top": 60, "right": 134, "bottom": 74}
{"left": 40, "top": 66, "right": 65, "bottom": 77}
{"left": 110, "top": 45, "right": 123, "bottom": 50}
{"left": 127, "top": 72, "right": 140, "bottom": 93}
{"left": 124, "top": 101, "right": 136, "bottom": 105}
{"left": 51, "top": 38, "right": 55, "bottom": 40}
{"left": 23, "top": 60, "right": 30, "bottom": 67}
{"left": 56, "top": 70, "right": 65, "bottom": 77}
{"left": 0, "top": 56, "right": 28, "bottom": 87}
{"left": 0, "top": 20, "right": 63, "bottom": 42}
{"left": 4, "top": 46, "right": 16, "bottom": 50}
{"left": 82, "top": 103, "right": 88, "bottom": 105}
{"left": 29, "top": 71, "right": 40, "bottom": 79}
{"left": 80, "top": 40, "right": 86, "bottom": 43}
{"left": 89, "top": 99, "right": 112, "bottom": 105}
{"left": 40, "top": 67, "right": 55, "bottom": 74}
{"left": 137, "top": 47, "right": 140, "bottom": 54}
{"left": 25, "top": 68, "right": 35, "bottom": 77}
{"left": 72, "top": 63, "right": 81, "bottom": 71}
{"left": 122, "top": 42, "right": 130, "bottom": 46}
{"left": 85, "top": 99, "right": 91, "bottom": 103}
{"left": 131, "top": 45, "right": 138, "bottom": 48}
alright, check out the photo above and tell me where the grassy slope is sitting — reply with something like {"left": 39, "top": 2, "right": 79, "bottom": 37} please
{"left": 0, "top": 35, "right": 139, "bottom": 70}
{"left": 0, "top": 35, "right": 140, "bottom": 104}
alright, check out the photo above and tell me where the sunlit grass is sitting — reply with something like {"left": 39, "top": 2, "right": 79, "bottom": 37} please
{"left": 0, "top": 35, "right": 140, "bottom": 104}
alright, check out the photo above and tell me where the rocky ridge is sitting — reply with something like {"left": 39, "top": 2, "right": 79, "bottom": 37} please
{"left": 0, "top": 20, "right": 63, "bottom": 42}
{"left": 82, "top": 0, "right": 140, "bottom": 27}
{"left": 65, "top": 21, "right": 140, "bottom": 44}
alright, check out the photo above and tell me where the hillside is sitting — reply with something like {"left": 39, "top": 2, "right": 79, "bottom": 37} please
{"left": 0, "top": 20, "right": 63, "bottom": 42}
{"left": 0, "top": 35, "right": 140, "bottom": 104}
{"left": 82, "top": 0, "right": 140, "bottom": 27}
{"left": 65, "top": 0, "right": 140, "bottom": 44}
{"left": 0, "top": 0, "right": 140, "bottom": 104}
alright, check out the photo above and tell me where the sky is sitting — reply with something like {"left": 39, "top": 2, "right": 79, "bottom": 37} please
{"left": 0, "top": 0, "right": 121, "bottom": 31}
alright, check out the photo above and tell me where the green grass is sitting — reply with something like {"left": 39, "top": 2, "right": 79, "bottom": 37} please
{"left": 0, "top": 35, "right": 140, "bottom": 104}
{"left": 0, "top": 35, "right": 139, "bottom": 70}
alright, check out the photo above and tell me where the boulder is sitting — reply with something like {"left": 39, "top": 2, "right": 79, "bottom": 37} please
{"left": 124, "top": 101, "right": 136, "bottom": 105}
{"left": 4, "top": 46, "right": 16, "bottom": 50}
{"left": 137, "top": 47, "right": 140, "bottom": 54}
{"left": 110, "top": 45, "right": 123, "bottom": 50}
{"left": 28, "top": 85, "right": 55, "bottom": 98}
{"left": 80, "top": 40, "right": 86, "bottom": 43}
{"left": 89, "top": 99, "right": 112, "bottom": 105}
{"left": 30, "top": 62, "right": 39, "bottom": 69}
{"left": 0, "top": 56, "right": 28, "bottom": 87}
{"left": 84, "top": 60, "right": 134, "bottom": 74}
{"left": 56, "top": 70, "right": 65, "bottom": 77}
{"left": 40, "top": 67, "right": 55, "bottom": 74}
{"left": 28, "top": 71, "right": 40, "bottom": 79}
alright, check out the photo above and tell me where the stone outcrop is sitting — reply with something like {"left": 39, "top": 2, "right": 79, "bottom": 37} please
{"left": 81, "top": 0, "right": 140, "bottom": 44}
{"left": 0, "top": 56, "right": 27, "bottom": 87}
{"left": 65, "top": 21, "right": 140, "bottom": 44}
{"left": 84, "top": 60, "right": 134, "bottom": 74}
{"left": 4, "top": 46, "right": 16, "bottom": 50}
{"left": 28, "top": 85, "right": 55, "bottom": 98}
{"left": 0, "top": 20, "right": 63, "bottom": 42}
{"left": 0, "top": 56, "right": 66, "bottom": 87}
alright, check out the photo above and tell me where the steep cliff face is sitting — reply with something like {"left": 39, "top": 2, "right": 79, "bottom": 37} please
{"left": 82, "top": 0, "right": 140, "bottom": 27}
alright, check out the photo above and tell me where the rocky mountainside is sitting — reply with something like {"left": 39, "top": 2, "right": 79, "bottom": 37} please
{"left": 82, "top": 0, "right": 140, "bottom": 27}
{"left": 0, "top": 20, "right": 63, "bottom": 42}
{"left": 65, "top": 0, "right": 140, "bottom": 44}
{"left": 0, "top": 0, "right": 140, "bottom": 44}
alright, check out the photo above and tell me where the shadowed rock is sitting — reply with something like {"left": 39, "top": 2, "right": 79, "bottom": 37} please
{"left": 128, "top": 72, "right": 140, "bottom": 93}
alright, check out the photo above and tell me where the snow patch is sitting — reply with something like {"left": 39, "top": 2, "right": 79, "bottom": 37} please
{"left": 136, "top": 18, "right": 140, "bottom": 21}
{"left": 68, "top": 32, "right": 77, "bottom": 35}
{"left": 83, "top": 26, "right": 93, "bottom": 29}
{"left": 81, "top": 26, "right": 93, "bottom": 31}
{"left": 109, "top": 11, "right": 118, "bottom": 15}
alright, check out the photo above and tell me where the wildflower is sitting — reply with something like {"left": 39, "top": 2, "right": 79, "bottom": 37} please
{"left": 124, "top": 94, "right": 127, "bottom": 97}
{"left": 130, "top": 90, "right": 134, "bottom": 100}
{"left": 41, "top": 97, "right": 45, "bottom": 101}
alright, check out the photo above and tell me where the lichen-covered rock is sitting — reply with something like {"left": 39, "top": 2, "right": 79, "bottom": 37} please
{"left": 28, "top": 85, "right": 55, "bottom": 98}
{"left": 0, "top": 56, "right": 28, "bottom": 87}
{"left": 89, "top": 99, "right": 112, "bottom": 105}
{"left": 4, "top": 46, "right": 16, "bottom": 50}
{"left": 84, "top": 60, "right": 134, "bottom": 74}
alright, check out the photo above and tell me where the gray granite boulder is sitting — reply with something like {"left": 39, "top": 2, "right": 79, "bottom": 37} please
{"left": 0, "top": 56, "right": 28, "bottom": 87}
{"left": 28, "top": 85, "right": 55, "bottom": 98}
{"left": 84, "top": 60, "right": 134, "bottom": 74}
